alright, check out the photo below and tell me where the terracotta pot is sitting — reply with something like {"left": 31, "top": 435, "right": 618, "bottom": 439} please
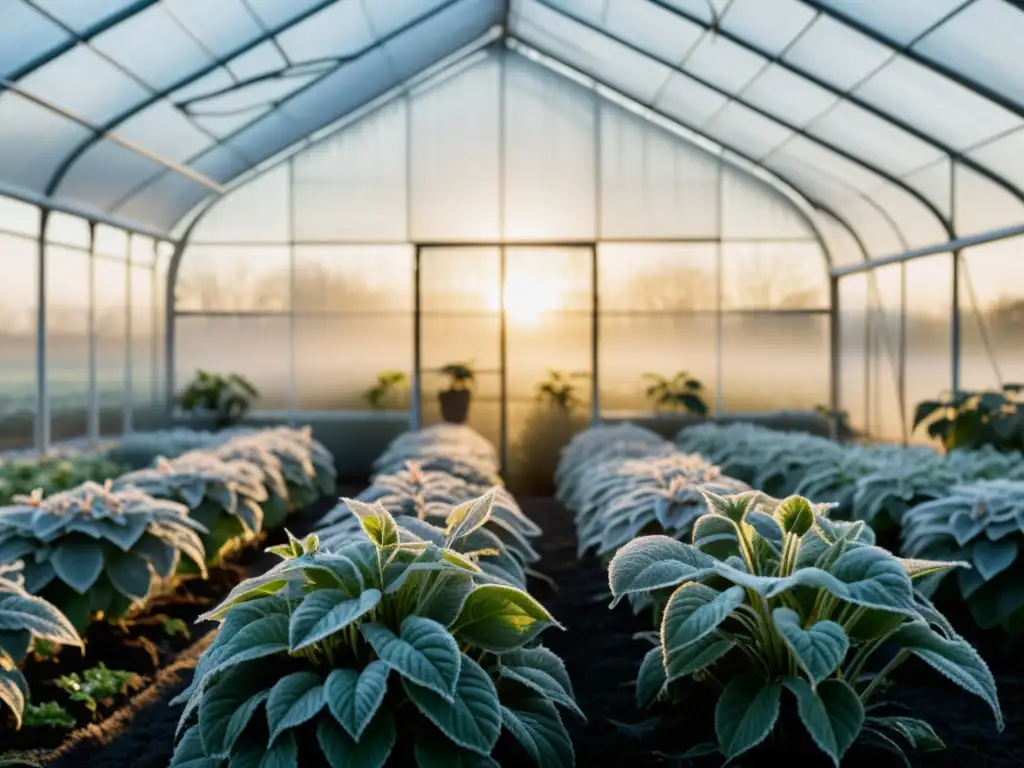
{"left": 439, "top": 389, "right": 471, "bottom": 424}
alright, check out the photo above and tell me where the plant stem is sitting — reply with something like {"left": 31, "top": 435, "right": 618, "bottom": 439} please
{"left": 859, "top": 649, "right": 910, "bottom": 703}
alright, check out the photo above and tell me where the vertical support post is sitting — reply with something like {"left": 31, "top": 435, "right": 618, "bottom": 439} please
{"left": 590, "top": 244, "right": 599, "bottom": 427}
{"left": 899, "top": 262, "right": 908, "bottom": 445}
{"left": 951, "top": 163, "right": 961, "bottom": 395}
{"left": 499, "top": 246, "right": 509, "bottom": 474}
{"left": 714, "top": 159, "right": 724, "bottom": 415}
{"left": 87, "top": 222, "right": 98, "bottom": 444}
{"left": 37, "top": 210, "right": 49, "bottom": 452}
{"left": 829, "top": 275, "right": 841, "bottom": 440}
{"left": 287, "top": 159, "right": 297, "bottom": 425}
{"left": 124, "top": 233, "right": 134, "bottom": 434}
{"left": 165, "top": 242, "right": 184, "bottom": 423}
{"left": 411, "top": 246, "right": 422, "bottom": 430}
{"left": 151, "top": 242, "right": 160, "bottom": 428}
{"left": 498, "top": 53, "right": 508, "bottom": 474}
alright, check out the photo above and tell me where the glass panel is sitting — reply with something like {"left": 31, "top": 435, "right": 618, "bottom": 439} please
{"left": 599, "top": 103, "right": 720, "bottom": 238}
{"left": 722, "top": 166, "right": 813, "bottom": 239}
{"left": 0, "top": 233, "right": 37, "bottom": 450}
{"left": 174, "top": 315, "right": 291, "bottom": 410}
{"left": 226, "top": 41, "right": 287, "bottom": 80}
{"left": 915, "top": 0, "right": 1024, "bottom": 108}
{"left": 366, "top": 0, "right": 451, "bottom": 36}
{"left": 719, "top": 0, "right": 816, "bottom": 56}
{"left": 165, "top": 0, "right": 265, "bottom": 57}
{"left": 57, "top": 139, "right": 171, "bottom": 213}
{"left": 0, "top": 196, "right": 41, "bottom": 237}
{"left": 92, "top": 5, "right": 215, "bottom": 91}
{"left": 656, "top": 72, "right": 731, "bottom": 126}
{"left": 130, "top": 235, "right": 156, "bottom": 265}
{"left": 47, "top": 245, "right": 90, "bottom": 442}
{"left": 720, "top": 242, "right": 828, "bottom": 310}
{"left": 295, "top": 316, "right": 412, "bottom": 410}
{"left": 32, "top": 0, "right": 139, "bottom": 32}
{"left": 190, "top": 164, "right": 290, "bottom": 242}
{"left": 0, "top": 0, "right": 70, "bottom": 79}
{"left": 959, "top": 237, "right": 1024, "bottom": 392}
{"left": 865, "top": 264, "right": 903, "bottom": 443}
{"left": 291, "top": 100, "right": 408, "bottom": 242}
{"left": 600, "top": 0, "right": 705, "bottom": 64}
{"left": 176, "top": 245, "right": 291, "bottom": 312}
{"left": 292, "top": 246, "right": 414, "bottom": 313}
{"left": 409, "top": 55, "right": 500, "bottom": 241}
{"left": 815, "top": 0, "right": 968, "bottom": 46}
{"left": 113, "top": 172, "right": 213, "bottom": 235}
{"left": 701, "top": 101, "right": 794, "bottom": 160}
{"left": 904, "top": 254, "right": 952, "bottom": 445}
{"left": 276, "top": 0, "right": 375, "bottom": 60}
{"left": 115, "top": 101, "right": 214, "bottom": 161}
{"left": 954, "top": 163, "right": 1024, "bottom": 237}
{"left": 0, "top": 92, "right": 94, "bottom": 193}
{"left": 94, "top": 224, "right": 128, "bottom": 258}
{"left": 503, "top": 55, "right": 596, "bottom": 240}
{"left": 853, "top": 56, "right": 1021, "bottom": 150}
{"left": 94, "top": 256, "right": 126, "bottom": 435}
{"left": 18, "top": 44, "right": 151, "bottom": 123}
{"left": 969, "top": 127, "right": 1024, "bottom": 191}
{"left": 838, "top": 273, "right": 868, "bottom": 436}
{"left": 598, "top": 243, "right": 718, "bottom": 311}
{"left": 680, "top": 30, "right": 768, "bottom": 93}
{"left": 129, "top": 265, "right": 159, "bottom": 429}
{"left": 420, "top": 247, "right": 500, "bottom": 312}
{"left": 245, "top": 0, "right": 328, "bottom": 28}
{"left": 598, "top": 315, "right": 717, "bottom": 412}
{"left": 153, "top": 246, "right": 169, "bottom": 415}
{"left": 819, "top": 211, "right": 865, "bottom": 267}
{"left": 721, "top": 313, "right": 829, "bottom": 412}
{"left": 46, "top": 212, "right": 90, "bottom": 249}
{"left": 740, "top": 65, "right": 839, "bottom": 128}
{"left": 783, "top": 15, "right": 893, "bottom": 91}
{"left": 182, "top": 73, "right": 323, "bottom": 115}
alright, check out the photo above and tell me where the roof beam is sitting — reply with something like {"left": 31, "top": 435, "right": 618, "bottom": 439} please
{"left": 797, "top": 0, "right": 1024, "bottom": 121}
{"left": 532, "top": 0, "right": 953, "bottom": 237}
{"left": 644, "top": 0, "right": 1024, "bottom": 208}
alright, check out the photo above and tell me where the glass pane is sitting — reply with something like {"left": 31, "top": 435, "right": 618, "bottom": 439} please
{"left": 292, "top": 100, "right": 408, "bottom": 242}
{"left": 722, "top": 166, "right": 814, "bottom": 239}
{"left": 0, "top": 92, "right": 94, "bottom": 193}
{"left": 46, "top": 212, "right": 90, "bottom": 249}
{"left": 969, "top": 127, "right": 1024, "bottom": 192}
{"left": 904, "top": 255, "right": 952, "bottom": 445}
{"left": 114, "top": 172, "right": 213, "bottom": 235}
{"left": 719, "top": 0, "right": 816, "bottom": 56}
{"left": 130, "top": 235, "right": 156, "bottom": 265}
{"left": 294, "top": 316, "right": 412, "bottom": 411}
{"left": 292, "top": 246, "right": 413, "bottom": 313}
{"left": 245, "top": 0, "right": 327, "bottom": 28}
{"left": 410, "top": 56, "right": 500, "bottom": 241}
{"left": 740, "top": 65, "right": 838, "bottom": 128}
{"left": 503, "top": 55, "right": 597, "bottom": 240}
{"left": 176, "top": 245, "right": 291, "bottom": 312}
{"left": 58, "top": 139, "right": 171, "bottom": 213}
{"left": 32, "top": 0, "right": 139, "bottom": 32}
{"left": 721, "top": 313, "right": 829, "bottom": 412}
{"left": 0, "top": 0, "right": 70, "bottom": 79}
{"left": 598, "top": 315, "right": 717, "bottom": 412}
{"left": 0, "top": 196, "right": 41, "bottom": 237}
{"left": 276, "top": 0, "right": 375, "bottom": 60}
{"left": 129, "top": 265, "right": 159, "bottom": 429}
{"left": 598, "top": 243, "right": 717, "bottom": 311}
{"left": 47, "top": 246, "right": 90, "bottom": 442}
{"left": 865, "top": 264, "right": 903, "bottom": 443}
{"left": 959, "top": 238, "right": 1024, "bottom": 392}
{"left": 656, "top": 71, "right": 731, "bottom": 126}
{"left": 420, "top": 373, "right": 501, "bottom": 447}
{"left": 226, "top": 41, "right": 287, "bottom": 80}
{"left": 720, "top": 242, "right": 829, "bottom": 310}
{"left": 601, "top": 0, "right": 705, "bottom": 64}
{"left": 838, "top": 273, "right": 868, "bottom": 436}
{"left": 953, "top": 162, "right": 1024, "bottom": 237}
{"left": 701, "top": 101, "right": 795, "bottom": 161}
{"left": 165, "top": 0, "right": 264, "bottom": 57}
{"left": 783, "top": 15, "right": 893, "bottom": 91}
{"left": 175, "top": 315, "right": 291, "bottom": 410}
{"left": 816, "top": 0, "right": 968, "bottom": 46}
{"left": 599, "top": 103, "right": 720, "bottom": 238}
{"left": 0, "top": 233, "right": 37, "bottom": 450}
{"left": 505, "top": 245, "right": 592, "bottom": 318}
{"left": 115, "top": 101, "right": 214, "bottom": 161}
{"left": 94, "top": 224, "right": 128, "bottom": 258}
{"left": 190, "top": 164, "right": 290, "bottom": 242}
{"left": 94, "top": 256, "right": 126, "bottom": 435}
{"left": 366, "top": 0, "right": 450, "bottom": 36}
{"left": 681, "top": 30, "right": 768, "bottom": 93}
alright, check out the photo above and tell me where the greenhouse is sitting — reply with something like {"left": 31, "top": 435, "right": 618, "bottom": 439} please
{"left": 1, "top": 1, "right": 1023, "bottom": 766}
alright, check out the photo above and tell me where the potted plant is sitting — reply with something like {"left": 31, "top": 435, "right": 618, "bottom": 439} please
{"left": 643, "top": 371, "right": 709, "bottom": 416}
{"left": 177, "top": 369, "right": 259, "bottom": 430}
{"left": 535, "top": 369, "right": 588, "bottom": 412}
{"left": 438, "top": 361, "right": 474, "bottom": 424}
{"left": 363, "top": 370, "right": 408, "bottom": 411}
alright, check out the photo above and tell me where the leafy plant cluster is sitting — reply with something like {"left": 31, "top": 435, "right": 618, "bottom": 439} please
{"left": 643, "top": 371, "right": 709, "bottom": 415}
{"left": 676, "top": 421, "right": 1024, "bottom": 529}
{"left": 556, "top": 424, "right": 746, "bottom": 559}
{"left": 0, "top": 450, "right": 128, "bottom": 505}
{"left": 607, "top": 489, "right": 1003, "bottom": 765}
{"left": 914, "top": 384, "right": 1024, "bottom": 453}
{"left": 371, "top": 423, "right": 502, "bottom": 487}
{"left": 172, "top": 426, "right": 582, "bottom": 767}
{"left": 177, "top": 370, "right": 260, "bottom": 429}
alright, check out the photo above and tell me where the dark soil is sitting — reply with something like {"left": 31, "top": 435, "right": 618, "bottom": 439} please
{"left": 3, "top": 486, "right": 359, "bottom": 765}
{"left": 522, "top": 496, "right": 1024, "bottom": 768}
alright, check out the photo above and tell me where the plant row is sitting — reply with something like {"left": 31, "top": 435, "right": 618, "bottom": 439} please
{"left": 677, "top": 422, "right": 1024, "bottom": 632}
{"left": 555, "top": 423, "right": 1004, "bottom": 765}
{"left": 0, "top": 425, "right": 336, "bottom": 734}
{"left": 171, "top": 423, "right": 582, "bottom": 768}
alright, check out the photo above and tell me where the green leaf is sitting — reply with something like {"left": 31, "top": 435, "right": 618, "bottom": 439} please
{"left": 413, "top": 726, "right": 500, "bottom": 767}
{"left": 663, "top": 632, "right": 734, "bottom": 682}
{"left": 772, "top": 608, "right": 849, "bottom": 685}
{"left": 0, "top": 669, "right": 27, "bottom": 730}
{"left": 266, "top": 671, "right": 325, "bottom": 744}
{"left": 691, "top": 514, "right": 742, "bottom": 560}
{"left": 50, "top": 539, "right": 104, "bottom": 594}
{"left": 316, "top": 711, "right": 396, "bottom": 768}
{"left": 773, "top": 546, "right": 917, "bottom": 615}
{"left": 607, "top": 535, "right": 715, "bottom": 607}
{"left": 913, "top": 400, "right": 943, "bottom": 429}
{"left": 170, "top": 726, "right": 221, "bottom": 768}
{"left": 324, "top": 661, "right": 389, "bottom": 741}
{"left": 403, "top": 654, "right": 501, "bottom": 756}
{"left": 445, "top": 490, "right": 497, "bottom": 542}
{"left": 259, "top": 730, "right": 298, "bottom": 768}
{"left": 360, "top": 616, "right": 461, "bottom": 701}
{"left": 288, "top": 588, "right": 381, "bottom": 652}
{"left": 775, "top": 496, "right": 815, "bottom": 536}
{"left": 418, "top": 571, "right": 475, "bottom": 628}
{"left": 782, "top": 677, "right": 864, "bottom": 766}
{"left": 700, "top": 488, "right": 756, "bottom": 522}
{"left": 0, "top": 593, "right": 82, "bottom": 648}
{"left": 661, "top": 584, "right": 744, "bottom": 669}
{"left": 499, "top": 647, "right": 584, "bottom": 720}
{"left": 452, "top": 584, "right": 558, "bottom": 653}
{"left": 215, "top": 614, "right": 290, "bottom": 671}
{"left": 341, "top": 498, "right": 399, "bottom": 548}
{"left": 636, "top": 646, "right": 667, "bottom": 708}
{"left": 197, "top": 666, "right": 270, "bottom": 758}
{"left": 890, "top": 620, "right": 1003, "bottom": 730}
{"left": 899, "top": 557, "right": 969, "bottom": 582}
{"left": 105, "top": 550, "right": 152, "bottom": 600}
{"left": 972, "top": 540, "right": 1018, "bottom": 581}
{"left": 501, "top": 695, "right": 574, "bottom": 768}
{"left": 714, "top": 674, "right": 782, "bottom": 760}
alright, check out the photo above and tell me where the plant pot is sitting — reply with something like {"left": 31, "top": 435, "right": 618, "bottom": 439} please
{"left": 439, "top": 389, "right": 471, "bottom": 424}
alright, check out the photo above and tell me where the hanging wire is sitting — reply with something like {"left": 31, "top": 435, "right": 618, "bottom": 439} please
{"left": 959, "top": 255, "right": 1005, "bottom": 387}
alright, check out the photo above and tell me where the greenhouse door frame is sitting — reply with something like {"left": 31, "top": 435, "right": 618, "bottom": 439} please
{"left": 410, "top": 242, "right": 599, "bottom": 472}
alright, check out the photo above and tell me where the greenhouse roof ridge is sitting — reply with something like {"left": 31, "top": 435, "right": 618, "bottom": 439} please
{"left": 0, "top": 0, "right": 1021, "bottom": 253}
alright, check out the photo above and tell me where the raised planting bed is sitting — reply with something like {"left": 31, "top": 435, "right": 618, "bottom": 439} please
{"left": 1, "top": 487, "right": 359, "bottom": 766}
{"left": 524, "top": 496, "right": 1024, "bottom": 768}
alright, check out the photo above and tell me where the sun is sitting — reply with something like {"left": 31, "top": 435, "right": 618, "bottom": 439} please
{"left": 499, "top": 275, "right": 561, "bottom": 323}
